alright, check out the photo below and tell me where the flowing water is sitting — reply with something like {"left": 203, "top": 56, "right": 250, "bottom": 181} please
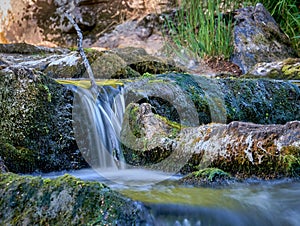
{"left": 54, "top": 83, "right": 300, "bottom": 225}
{"left": 39, "top": 168, "right": 300, "bottom": 226}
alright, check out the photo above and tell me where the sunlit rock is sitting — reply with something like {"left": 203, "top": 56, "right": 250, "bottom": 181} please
{"left": 232, "top": 3, "right": 298, "bottom": 74}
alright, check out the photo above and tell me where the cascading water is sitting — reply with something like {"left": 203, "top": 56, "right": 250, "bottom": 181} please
{"left": 71, "top": 84, "right": 126, "bottom": 170}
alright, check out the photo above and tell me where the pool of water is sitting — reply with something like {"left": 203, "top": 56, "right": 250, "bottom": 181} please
{"left": 36, "top": 168, "right": 300, "bottom": 226}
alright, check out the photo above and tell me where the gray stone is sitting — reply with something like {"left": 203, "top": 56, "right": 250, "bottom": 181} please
{"left": 232, "top": 3, "right": 297, "bottom": 74}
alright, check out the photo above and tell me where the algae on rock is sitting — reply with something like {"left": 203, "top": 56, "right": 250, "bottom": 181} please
{"left": 0, "top": 173, "right": 153, "bottom": 225}
{"left": 0, "top": 66, "right": 86, "bottom": 173}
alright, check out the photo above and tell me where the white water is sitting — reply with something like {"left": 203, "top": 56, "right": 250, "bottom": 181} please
{"left": 72, "top": 85, "right": 126, "bottom": 170}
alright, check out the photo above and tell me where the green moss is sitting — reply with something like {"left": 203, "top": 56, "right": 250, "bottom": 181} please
{"left": 280, "top": 146, "right": 300, "bottom": 177}
{"left": 282, "top": 63, "right": 300, "bottom": 79}
{"left": 0, "top": 173, "right": 150, "bottom": 225}
{"left": 128, "top": 104, "right": 143, "bottom": 138}
{"left": 193, "top": 168, "right": 231, "bottom": 182}
{"left": 0, "top": 143, "right": 37, "bottom": 173}
{"left": 0, "top": 67, "right": 84, "bottom": 173}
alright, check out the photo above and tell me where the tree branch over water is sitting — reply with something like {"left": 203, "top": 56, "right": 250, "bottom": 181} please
{"left": 64, "top": 11, "right": 98, "bottom": 97}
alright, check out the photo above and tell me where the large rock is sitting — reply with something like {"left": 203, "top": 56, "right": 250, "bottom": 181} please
{"left": 121, "top": 102, "right": 300, "bottom": 178}
{"left": 0, "top": 0, "right": 175, "bottom": 47}
{"left": 0, "top": 173, "right": 154, "bottom": 225}
{"left": 232, "top": 3, "right": 298, "bottom": 74}
{"left": 123, "top": 73, "right": 300, "bottom": 126}
{"left": 0, "top": 65, "right": 86, "bottom": 173}
{"left": 0, "top": 43, "right": 180, "bottom": 79}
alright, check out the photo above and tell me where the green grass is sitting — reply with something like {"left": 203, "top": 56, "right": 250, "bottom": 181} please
{"left": 165, "top": 0, "right": 299, "bottom": 60}
{"left": 165, "top": 0, "right": 239, "bottom": 60}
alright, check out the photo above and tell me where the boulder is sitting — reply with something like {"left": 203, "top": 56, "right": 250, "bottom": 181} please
{"left": 0, "top": 173, "right": 154, "bottom": 225}
{"left": 123, "top": 73, "right": 300, "bottom": 125}
{"left": 121, "top": 102, "right": 300, "bottom": 179}
{"left": 0, "top": 65, "right": 87, "bottom": 173}
{"left": 232, "top": 3, "right": 298, "bottom": 74}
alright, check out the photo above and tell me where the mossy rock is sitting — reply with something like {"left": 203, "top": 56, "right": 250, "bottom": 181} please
{"left": 245, "top": 58, "right": 300, "bottom": 80}
{"left": 180, "top": 168, "right": 234, "bottom": 187}
{"left": 0, "top": 66, "right": 86, "bottom": 173}
{"left": 0, "top": 173, "right": 153, "bottom": 225}
{"left": 0, "top": 143, "right": 37, "bottom": 173}
{"left": 43, "top": 47, "right": 181, "bottom": 79}
{"left": 126, "top": 73, "right": 300, "bottom": 125}
{"left": 0, "top": 43, "right": 64, "bottom": 54}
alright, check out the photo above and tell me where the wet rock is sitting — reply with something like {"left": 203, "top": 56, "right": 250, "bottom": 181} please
{"left": 0, "top": 66, "right": 87, "bottom": 173}
{"left": 121, "top": 102, "right": 300, "bottom": 178}
{"left": 232, "top": 3, "right": 298, "bottom": 74}
{"left": 0, "top": 173, "right": 154, "bottom": 225}
{"left": 0, "top": 157, "right": 8, "bottom": 173}
{"left": 124, "top": 73, "right": 300, "bottom": 125}
{"left": 246, "top": 58, "right": 300, "bottom": 79}
{"left": 180, "top": 168, "right": 236, "bottom": 187}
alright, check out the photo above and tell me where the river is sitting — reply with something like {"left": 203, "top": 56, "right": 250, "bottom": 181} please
{"left": 36, "top": 168, "right": 300, "bottom": 226}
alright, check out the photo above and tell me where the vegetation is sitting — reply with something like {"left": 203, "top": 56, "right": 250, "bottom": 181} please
{"left": 165, "top": 0, "right": 236, "bottom": 60}
{"left": 165, "top": 0, "right": 299, "bottom": 60}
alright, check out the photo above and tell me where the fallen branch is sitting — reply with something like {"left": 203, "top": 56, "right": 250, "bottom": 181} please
{"left": 64, "top": 11, "right": 98, "bottom": 97}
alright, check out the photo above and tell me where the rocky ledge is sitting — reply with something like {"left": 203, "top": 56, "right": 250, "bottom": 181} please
{"left": 0, "top": 172, "right": 153, "bottom": 225}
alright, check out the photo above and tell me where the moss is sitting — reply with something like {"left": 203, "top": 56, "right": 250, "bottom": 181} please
{"left": 0, "top": 143, "right": 37, "bottom": 173}
{"left": 180, "top": 168, "right": 233, "bottom": 187}
{"left": 56, "top": 79, "right": 124, "bottom": 89}
{"left": 0, "top": 173, "right": 150, "bottom": 225}
{"left": 128, "top": 104, "right": 143, "bottom": 138}
{"left": 280, "top": 146, "right": 300, "bottom": 177}
{"left": 282, "top": 62, "right": 300, "bottom": 79}
{"left": 0, "top": 67, "right": 86, "bottom": 173}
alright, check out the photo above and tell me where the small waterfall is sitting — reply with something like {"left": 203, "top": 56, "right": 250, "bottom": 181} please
{"left": 71, "top": 84, "right": 126, "bottom": 170}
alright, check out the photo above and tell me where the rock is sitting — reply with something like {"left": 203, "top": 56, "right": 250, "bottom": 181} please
{"left": 180, "top": 168, "right": 235, "bottom": 187}
{"left": 0, "top": 173, "right": 154, "bottom": 225}
{"left": 246, "top": 58, "right": 300, "bottom": 79}
{"left": 123, "top": 73, "right": 300, "bottom": 125}
{"left": 0, "top": 66, "right": 87, "bottom": 173}
{"left": 0, "top": 44, "right": 180, "bottom": 79}
{"left": 0, "top": 157, "right": 8, "bottom": 173}
{"left": 232, "top": 3, "right": 298, "bottom": 74}
{"left": 121, "top": 102, "right": 300, "bottom": 179}
{"left": 0, "top": 0, "right": 175, "bottom": 47}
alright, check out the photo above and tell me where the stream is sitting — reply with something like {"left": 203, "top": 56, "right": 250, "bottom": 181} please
{"left": 48, "top": 82, "right": 300, "bottom": 225}
{"left": 35, "top": 168, "right": 300, "bottom": 226}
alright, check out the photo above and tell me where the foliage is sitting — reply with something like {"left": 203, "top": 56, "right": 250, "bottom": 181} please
{"left": 165, "top": 0, "right": 299, "bottom": 60}
{"left": 254, "top": 0, "right": 300, "bottom": 54}
{"left": 165, "top": 0, "right": 238, "bottom": 60}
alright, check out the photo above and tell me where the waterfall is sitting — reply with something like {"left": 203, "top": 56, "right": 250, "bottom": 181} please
{"left": 71, "top": 84, "right": 126, "bottom": 170}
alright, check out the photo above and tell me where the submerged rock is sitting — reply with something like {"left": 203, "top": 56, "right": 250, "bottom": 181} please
{"left": 232, "top": 3, "right": 298, "bottom": 74}
{"left": 0, "top": 173, "right": 154, "bottom": 225}
{"left": 180, "top": 168, "right": 235, "bottom": 187}
{"left": 121, "top": 102, "right": 300, "bottom": 179}
{"left": 0, "top": 66, "right": 86, "bottom": 173}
